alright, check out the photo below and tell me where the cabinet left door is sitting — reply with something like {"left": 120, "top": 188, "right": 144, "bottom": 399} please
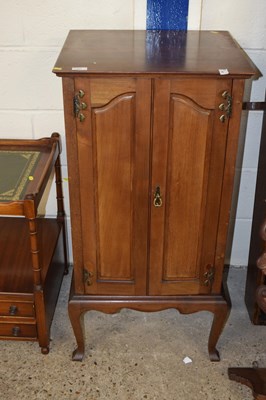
{"left": 63, "top": 77, "right": 152, "bottom": 296}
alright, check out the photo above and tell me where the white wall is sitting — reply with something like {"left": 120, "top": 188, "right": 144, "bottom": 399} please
{"left": 0, "top": 0, "right": 265, "bottom": 266}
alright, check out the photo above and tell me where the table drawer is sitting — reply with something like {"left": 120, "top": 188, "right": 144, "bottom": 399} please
{"left": 0, "top": 301, "right": 34, "bottom": 317}
{"left": 0, "top": 323, "right": 37, "bottom": 338}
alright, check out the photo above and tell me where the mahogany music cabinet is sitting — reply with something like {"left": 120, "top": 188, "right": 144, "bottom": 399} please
{"left": 53, "top": 30, "right": 258, "bottom": 361}
{"left": 0, "top": 133, "right": 68, "bottom": 354}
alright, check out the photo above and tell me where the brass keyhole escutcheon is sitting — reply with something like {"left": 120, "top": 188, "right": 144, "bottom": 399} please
{"left": 153, "top": 186, "right": 163, "bottom": 207}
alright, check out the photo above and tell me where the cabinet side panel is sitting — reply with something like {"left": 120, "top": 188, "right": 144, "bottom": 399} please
{"left": 214, "top": 79, "right": 246, "bottom": 293}
{"left": 92, "top": 94, "right": 135, "bottom": 280}
{"left": 62, "top": 77, "right": 84, "bottom": 293}
{"left": 163, "top": 95, "right": 212, "bottom": 279}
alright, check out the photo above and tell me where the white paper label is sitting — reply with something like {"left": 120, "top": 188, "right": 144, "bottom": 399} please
{"left": 219, "top": 68, "right": 229, "bottom": 75}
{"left": 72, "top": 67, "right": 88, "bottom": 71}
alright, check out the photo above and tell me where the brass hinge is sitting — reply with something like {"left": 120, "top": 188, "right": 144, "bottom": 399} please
{"left": 83, "top": 268, "right": 94, "bottom": 286}
{"left": 73, "top": 89, "right": 87, "bottom": 122}
{"left": 203, "top": 265, "right": 215, "bottom": 287}
{"left": 219, "top": 91, "right": 233, "bottom": 123}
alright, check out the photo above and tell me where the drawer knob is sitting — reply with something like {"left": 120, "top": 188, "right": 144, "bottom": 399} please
{"left": 9, "top": 305, "right": 18, "bottom": 316}
{"left": 12, "top": 326, "right": 21, "bottom": 337}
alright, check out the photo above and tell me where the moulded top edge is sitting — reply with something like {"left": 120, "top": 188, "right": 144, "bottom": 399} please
{"left": 53, "top": 30, "right": 259, "bottom": 79}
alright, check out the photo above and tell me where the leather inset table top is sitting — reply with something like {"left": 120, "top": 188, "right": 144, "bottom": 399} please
{"left": 0, "top": 151, "right": 40, "bottom": 201}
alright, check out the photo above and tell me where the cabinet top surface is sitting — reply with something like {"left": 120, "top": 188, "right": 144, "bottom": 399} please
{"left": 53, "top": 30, "right": 258, "bottom": 78}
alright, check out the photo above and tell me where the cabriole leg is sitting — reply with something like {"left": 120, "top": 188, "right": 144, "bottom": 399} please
{"left": 68, "top": 301, "right": 86, "bottom": 361}
{"left": 208, "top": 303, "right": 230, "bottom": 361}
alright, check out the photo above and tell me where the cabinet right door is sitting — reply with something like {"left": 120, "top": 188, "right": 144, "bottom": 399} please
{"left": 149, "top": 78, "right": 232, "bottom": 296}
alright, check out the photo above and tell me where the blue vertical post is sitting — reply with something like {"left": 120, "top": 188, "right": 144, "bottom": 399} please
{"left": 147, "top": 0, "right": 189, "bottom": 30}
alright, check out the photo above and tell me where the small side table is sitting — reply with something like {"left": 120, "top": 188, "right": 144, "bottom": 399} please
{"left": 0, "top": 133, "right": 68, "bottom": 354}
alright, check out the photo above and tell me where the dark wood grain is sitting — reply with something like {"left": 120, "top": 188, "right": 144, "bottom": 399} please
{"left": 56, "top": 30, "right": 258, "bottom": 361}
{"left": 53, "top": 30, "right": 259, "bottom": 78}
{"left": 69, "top": 279, "right": 230, "bottom": 362}
{"left": 0, "top": 135, "right": 68, "bottom": 353}
{"left": 245, "top": 96, "right": 266, "bottom": 324}
{"left": 228, "top": 99, "right": 266, "bottom": 398}
{"left": 228, "top": 368, "right": 266, "bottom": 400}
{"left": 0, "top": 218, "right": 61, "bottom": 292}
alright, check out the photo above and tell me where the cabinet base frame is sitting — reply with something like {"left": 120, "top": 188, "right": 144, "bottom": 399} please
{"left": 68, "top": 278, "right": 231, "bottom": 362}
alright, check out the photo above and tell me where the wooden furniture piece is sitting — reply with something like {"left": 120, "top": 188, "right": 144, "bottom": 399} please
{"left": 228, "top": 367, "right": 266, "bottom": 400}
{"left": 228, "top": 221, "right": 266, "bottom": 400}
{"left": 257, "top": 284, "right": 266, "bottom": 315}
{"left": 0, "top": 133, "right": 68, "bottom": 354}
{"left": 53, "top": 30, "right": 258, "bottom": 361}
{"left": 245, "top": 97, "right": 266, "bottom": 325}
